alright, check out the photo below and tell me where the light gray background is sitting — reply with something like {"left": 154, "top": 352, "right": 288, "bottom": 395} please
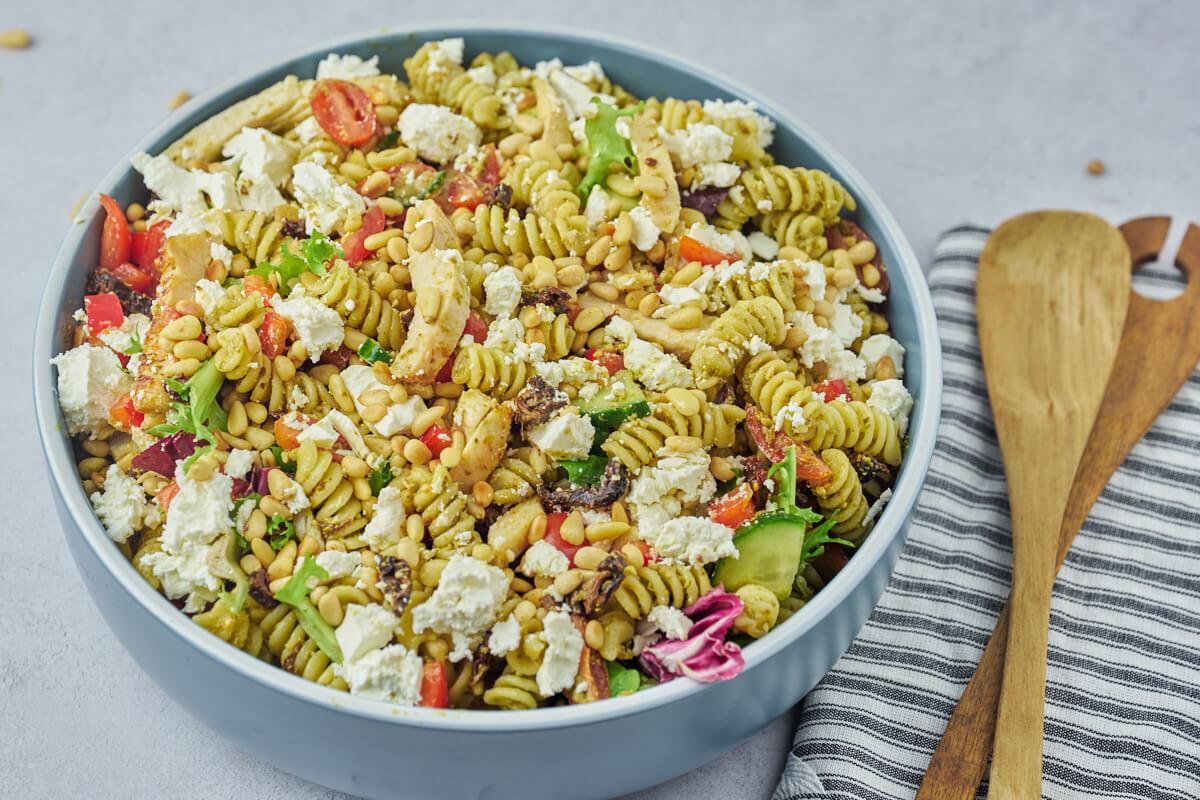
{"left": 3, "top": 1, "right": 1198, "bottom": 798}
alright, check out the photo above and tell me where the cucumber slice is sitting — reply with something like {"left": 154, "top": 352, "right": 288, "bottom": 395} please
{"left": 712, "top": 512, "right": 808, "bottom": 601}
{"left": 574, "top": 369, "right": 650, "bottom": 432}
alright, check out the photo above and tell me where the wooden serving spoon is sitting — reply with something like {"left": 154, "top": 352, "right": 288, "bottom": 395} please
{"left": 974, "top": 211, "right": 1130, "bottom": 799}
{"left": 917, "top": 216, "right": 1200, "bottom": 800}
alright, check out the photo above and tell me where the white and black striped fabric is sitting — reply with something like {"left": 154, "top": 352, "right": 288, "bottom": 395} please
{"left": 773, "top": 225, "right": 1200, "bottom": 800}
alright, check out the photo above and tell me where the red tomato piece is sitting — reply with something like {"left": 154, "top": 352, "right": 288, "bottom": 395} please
{"left": 542, "top": 512, "right": 583, "bottom": 563}
{"left": 678, "top": 235, "right": 736, "bottom": 266}
{"left": 109, "top": 392, "right": 144, "bottom": 430}
{"left": 420, "top": 423, "right": 453, "bottom": 458}
{"left": 418, "top": 661, "right": 449, "bottom": 708}
{"left": 341, "top": 204, "right": 386, "bottom": 267}
{"left": 85, "top": 293, "right": 125, "bottom": 337}
{"left": 258, "top": 312, "right": 289, "bottom": 359}
{"left": 109, "top": 262, "right": 155, "bottom": 294}
{"left": 585, "top": 348, "right": 624, "bottom": 376}
{"left": 463, "top": 311, "right": 488, "bottom": 344}
{"left": 708, "top": 483, "right": 757, "bottom": 529}
{"left": 811, "top": 378, "right": 850, "bottom": 402}
{"left": 310, "top": 79, "right": 377, "bottom": 146}
{"left": 743, "top": 405, "right": 832, "bottom": 485}
{"left": 98, "top": 194, "right": 131, "bottom": 272}
{"left": 242, "top": 274, "right": 273, "bottom": 302}
{"left": 435, "top": 171, "right": 486, "bottom": 214}
{"left": 479, "top": 144, "right": 501, "bottom": 186}
{"left": 130, "top": 219, "right": 169, "bottom": 274}
{"left": 155, "top": 480, "right": 180, "bottom": 511}
{"left": 434, "top": 357, "right": 455, "bottom": 383}
{"left": 274, "top": 414, "right": 316, "bottom": 451}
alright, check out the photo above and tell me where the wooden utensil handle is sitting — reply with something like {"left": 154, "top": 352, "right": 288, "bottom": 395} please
{"left": 917, "top": 216, "right": 1200, "bottom": 800}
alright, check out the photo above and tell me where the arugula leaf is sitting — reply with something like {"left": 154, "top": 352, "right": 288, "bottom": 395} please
{"left": 578, "top": 99, "right": 644, "bottom": 199}
{"left": 357, "top": 337, "right": 393, "bottom": 365}
{"left": 124, "top": 328, "right": 143, "bottom": 355}
{"left": 377, "top": 129, "right": 401, "bottom": 151}
{"left": 269, "top": 445, "right": 298, "bottom": 474}
{"left": 275, "top": 557, "right": 342, "bottom": 663}
{"left": 606, "top": 661, "right": 642, "bottom": 697}
{"left": 267, "top": 514, "right": 297, "bottom": 550}
{"left": 218, "top": 533, "right": 250, "bottom": 613}
{"left": 801, "top": 509, "right": 853, "bottom": 563}
{"left": 246, "top": 230, "right": 343, "bottom": 296}
{"left": 368, "top": 458, "right": 394, "bottom": 495}
{"left": 560, "top": 456, "right": 608, "bottom": 486}
{"left": 147, "top": 360, "right": 229, "bottom": 474}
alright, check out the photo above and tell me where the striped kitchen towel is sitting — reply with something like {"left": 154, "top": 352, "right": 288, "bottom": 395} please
{"left": 773, "top": 224, "right": 1200, "bottom": 800}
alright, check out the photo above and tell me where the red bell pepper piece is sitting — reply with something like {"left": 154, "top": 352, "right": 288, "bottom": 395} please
{"left": 84, "top": 293, "right": 125, "bottom": 337}
{"left": 418, "top": 661, "right": 449, "bottom": 708}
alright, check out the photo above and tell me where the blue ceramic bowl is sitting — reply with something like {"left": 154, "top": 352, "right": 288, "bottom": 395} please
{"left": 33, "top": 22, "right": 942, "bottom": 800}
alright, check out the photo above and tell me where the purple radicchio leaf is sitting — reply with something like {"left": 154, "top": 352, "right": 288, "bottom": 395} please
{"left": 680, "top": 185, "right": 731, "bottom": 217}
{"left": 637, "top": 586, "right": 745, "bottom": 683}
{"left": 250, "top": 466, "right": 277, "bottom": 497}
{"left": 130, "top": 431, "right": 198, "bottom": 477}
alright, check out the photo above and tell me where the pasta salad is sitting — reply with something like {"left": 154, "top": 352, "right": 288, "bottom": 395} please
{"left": 52, "top": 40, "right": 912, "bottom": 710}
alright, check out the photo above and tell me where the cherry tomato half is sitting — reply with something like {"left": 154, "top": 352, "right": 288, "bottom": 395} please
{"left": 418, "top": 661, "right": 449, "bottom": 708}
{"left": 542, "top": 512, "right": 583, "bottom": 563}
{"left": 811, "top": 378, "right": 850, "bottom": 402}
{"left": 130, "top": 219, "right": 169, "bottom": 274}
{"left": 342, "top": 204, "right": 385, "bottom": 267}
{"left": 420, "top": 423, "right": 453, "bottom": 458}
{"left": 310, "top": 79, "right": 377, "bottom": 146}
{"left": 677, "top": 235, "right": 736, "bottom": 266}
{"left": 258, "top": 312, "right": 289, "bottom": 360}
{"left": 585, "top": 348, "right": 624, "bottom": 376}
{"left": 708, "top": 483, "right": 757, "bottom": 529}
{"left": 109, "top": 262, "right": 155, "bottom": 294}
{"left": 98, "top": 194, "right": 131, "bottom": 272}
{"left": 274, "top": 413, "right": 316, "bottom": 452}
{"left": 84, "top": 293, "right": 125, "bottom": 337}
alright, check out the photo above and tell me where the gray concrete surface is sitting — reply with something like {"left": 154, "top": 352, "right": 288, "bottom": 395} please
{"left": 3, "top": 1, "right": 1198, "bottom": 798}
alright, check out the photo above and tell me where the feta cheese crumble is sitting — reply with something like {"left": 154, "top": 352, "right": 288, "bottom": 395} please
{"left": 623, "top": 339, "right": 693, "bottom": 391}
{"left": 362, "top": 486, "right": 406, "bottom": 551}
{"left": 315, "top": 53, "right": 381, "bottom": 81}
{"left": 340, "top": 365, "right": 427, "bottom": 437}
{"left": 640, "top": 515, "right": 737, "bottom": 566}
{"left": 482, "top": 265, "right": 523, "bottom": 318}
{"left": 859, "top": 334, "right": 906, "bottom": 379}
{"left": 648, "top": 605, "right": 693, "bottom": 640}
{"left": 336, "top": 603, "right": 399, "bottom": 663}
{"left": 867, "top": 379, "right": 914, "bottom": 435}
{"left": 50, "top": 344, "right": 132, "bottom": 437}
{"left": 628, "top": 206, "right": 662, "bottom": 251}
{"left": 411, "top": 554, "right": 509, "bottom": 661}
{"left": 528, "top": 411, "right": 595, "bottom": 461}
{"left": 520, "top": 540, "right": 570, "bottom": 577}
{"left": 271, "top": 292, "right": 344, "bottom": 361}
{"left": 90, "top": 465, "right": 151, "bottom": 544}
{"left": 536, "top": 610, "right": 584, "bottom": 697}
{"left": 291, "top": 161, "right": 366, "bottom": 233}
{"left": 488, "top": 614, "right": 522, "bottom": 657}
{"left": 397, "top": 104, "right": 481, "bottom": 164}
{"left": 337, "top": 644, "right": 423, "bottom": 705}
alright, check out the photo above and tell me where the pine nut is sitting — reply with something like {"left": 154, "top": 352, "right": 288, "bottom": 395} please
{"left": 556, "top": 264, "right": 586, "bottom": 289}
{"left": 573, "top": 546, "right": 609, "bottom": 571}
{"left": 168, "top": 90, "right": 191, "bottom": 110}
{"left": 245, "top": 426, "right": 275, "bottom": 450}
{"left": 875, "top": 356, "right": 897, "bottom": 381}
{"left": 665, "top": 387, "right": 700, "bottom": 417}
{"left": 298, "top": 536, "right": 322, "bottom": 558}
{"left": 620, "top": 543, "right": 646, "bottom": 567}
{"left": 318, "top": 592, "right": 344, "bottom": 626}
{"left": 633, "top": 175, "right": 669, "bottom": 197}
{"left": 245, "top": 402, "right": 268, "bottom": 425}
{"left": 672, "top": 261, "right": 704, "bottom": 286}
{"left": 360, "top": 171, "right": 391, "bottom": 199}
{"left": 584, "top": 619, "right": 605, "bottom": 650}
{"left": 589, "top": 282, "right": 619, "bottom": 301}
{"left": 245, "top": 510, "right": 268, "bottom": 541}
{"left": 403, "top": 438, "right": 431, "bottom": 465}
{"left": 710, "top": 456, "right": 735, "bottom": 482}
{"left": 439, "top": 446, "right": 462, "bottom": 468}
{"left": 417, "top": 287, "right": 443, "bottom": 322}
{"left": 260, "top": 495, "right": 291, "bottom": 520}
{"left": 267, "top": 549, "right": 294, "bottom": 581}
{"left": 341, "top": 455, "right": 370, "bottom": 479}
{"left": 395, "top": 538, "right": 421, "bottom": 567}
{"left": 611, "top": 501, "right": 629, "bottom": 525}
{"left": 240, "top": 554, "right": 262, "bottom": 574}
{"left": 848, "top": 240, "right": 877, "bottom": 266}
{"left": 528, "top": 512, "right": 548, "bottom": 544}
{"left": 409, "top": 220, "right": 434, "bottom": 252}
{"left": 172, "top": 339, "right": 209, "bottom": 361}
{"left": 365, "top": 229, "right": 404, "bottom": 251}
{"left": 250, "top": 538, "right": 275, "bottom": 566}
{"left": 186, "top": 459, "right": 213, "bottom": 483}
{"left": 638, "top": 293, "right": 661, "bottom": 316}
{"left": 666, "top": 306, "right": 704, "bottom": 329}
{"left": 586, "top": 235, "right": 613, "bottom": 267}
{"left": 411, "top": 405, "right": 446, "bottom": 437}
{"left": 585, "top": 521, "right": 631, "bottom": 542}
{"left": 831, "top": 249, "right": 854, "bottom": 273}
{"left": 862, "top": 263, "right": 882, "bottom": 287}
{"left": 161, "top": 315, "right": 202, "bottom": 341}
{"left": 0, "top": 29, "right": 31, "bottom": 49}
{"left": 386, "top": 236, "right": 408, "bottom": 264}
{"left": 406, "top": 513, "right": 425, "bottom": 541}
{"left": 472, "top": 481, "right": 494, "bottom": 507}
{"left": 352, "top": 477, "right": 372, "bottom": 500}
{"left": 362, "top": 403, "right": 387, "bottom": 423}
{"left": 613, "top": 213, "right": 634, "bottom": 246}
{"left": 552, "top": 569, "right": 583, "bottom": 596}
{"left": 560, "top": 510, "right": 585, "bottom": 546}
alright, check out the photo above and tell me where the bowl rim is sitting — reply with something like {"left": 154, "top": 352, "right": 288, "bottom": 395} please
{"left": 33, "top": 19, "right": 942, "bottom": 732}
